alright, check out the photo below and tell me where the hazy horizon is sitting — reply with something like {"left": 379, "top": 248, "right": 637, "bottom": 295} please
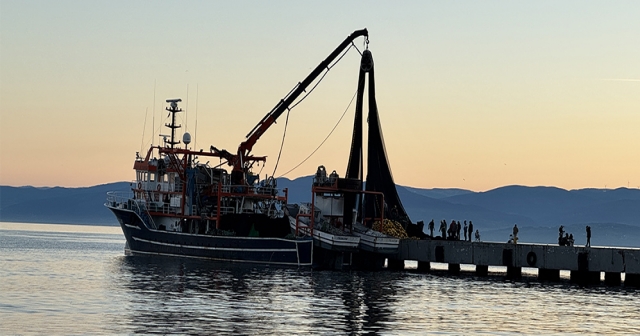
{"left": 1, "top": 1, "right": 638, "bottom": 191}
{"left": 2, "top": 179, "right": 639, "bottom": 193}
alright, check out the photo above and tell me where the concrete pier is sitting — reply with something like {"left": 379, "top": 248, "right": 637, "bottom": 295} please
{"left": 507, "top": 267, "right": 522, "bottom": 279}
{"left": 387, "top": 258, "right": 405, "bottom": 271}
{"left": 417, "top": 261, "right": 431, "bottom": 272}
{"left": 626, "top": 274, "right": 640, "bottom": 288}
{"left": 539, "top": 269, "right": 560, "bottom": 282}
{"left": 395, "top": 239, "right": 640, "bottom": 286}
{"left": 604, "top": 272, "right": 621, "bottom": 286}
{"left": 476, "top": 265, "right": 488, "bottom": 276}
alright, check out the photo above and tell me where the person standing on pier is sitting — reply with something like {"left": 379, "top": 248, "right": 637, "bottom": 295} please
{"left": 468, "top": 221, "right": 474, "bottom": 242}
{"left": 586, "top": 225, "right": 591, "bottom": 247}
{"left": 428, "top": 219, "right": 435, "bottom": 238}
{"left": 475, "top": 229, "right": 480, "bottom": 242}
{"left": 449, "top": 220, "right": 456, "bottom": 240}
{"left": 456, "top": 221, "right": 462, "bottom": 240}
{"left": 440, "top": 220, "right": 447, "bottom": 239}
{"left": 464, "top": 221, "right": 468, "bottom": 241}
{"left": 512, "top": 224, "right": 519, "bottom": 244}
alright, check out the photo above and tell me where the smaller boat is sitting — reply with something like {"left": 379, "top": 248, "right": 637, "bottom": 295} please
{"left": 351, "top": 223, "right": 400, "bottom": 254}
{"left": 289, "top": 165, "right": 399, "bottom": 254}
{"left": 287, "top": 202, "right": 360, "bottom": 252}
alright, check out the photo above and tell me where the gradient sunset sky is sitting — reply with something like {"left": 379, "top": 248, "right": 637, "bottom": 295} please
{"left": 1, "top": 1, "right": 638, "bottom": 191}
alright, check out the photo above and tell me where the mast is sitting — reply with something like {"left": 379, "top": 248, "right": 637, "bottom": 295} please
{"left": 165, "top": 99, "right": 182, "bottom": 148}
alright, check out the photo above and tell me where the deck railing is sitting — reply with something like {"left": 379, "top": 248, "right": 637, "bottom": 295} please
{"left": 106, "top": 191, "right": 157, "bottom": 229}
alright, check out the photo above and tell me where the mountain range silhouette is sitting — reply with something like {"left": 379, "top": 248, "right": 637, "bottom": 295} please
{"left": 2, "top": 178, "right": 639, "bottom": 247}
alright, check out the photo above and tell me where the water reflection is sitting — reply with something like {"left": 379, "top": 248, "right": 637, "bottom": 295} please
{"left": 4, "top": 223, "right": 640, "bottom": 335}
{"left": 108, "top": 256, "right": 407, "bottom": 335}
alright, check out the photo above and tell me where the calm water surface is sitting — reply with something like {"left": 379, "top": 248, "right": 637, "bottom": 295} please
{"left": 1, "top": 222, "right": 638, "bottom": 335}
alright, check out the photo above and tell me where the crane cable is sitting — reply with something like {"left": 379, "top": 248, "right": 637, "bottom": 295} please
{"left": 271, "top": 43, "right": 356, "bottom": 177}
{"left": 277, "top": 88, "right": 358, "bottom": 178}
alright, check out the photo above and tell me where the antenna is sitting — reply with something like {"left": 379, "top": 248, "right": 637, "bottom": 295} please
{"left": 140, "top": 107, "right": 148, "bottom": 154}
{"left": 185, "top": 84, "right": 189, "bottom": 132}
{"left": 195, "top": 84, "right": 199, "bottom": 149}
{"left": 152, "top": 80, "right": 156, "bottom": 146}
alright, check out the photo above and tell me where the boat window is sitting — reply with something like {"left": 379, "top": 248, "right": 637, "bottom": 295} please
{"left": 150, "top": 172, "right": 156, "bottom": 182}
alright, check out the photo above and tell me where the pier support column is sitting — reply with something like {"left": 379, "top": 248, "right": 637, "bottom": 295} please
{"left": 539, "top": 269, "right": 560, "bottom": 282}
{"left": 387, "top": 259, "right": 405, "bottom": 271}
{"left": 570, "top": 271, "right": 600, "bottom": 285}
{"left": 506, "top": 266, "right": 522, "bottom": 279}
{"left": 625, "top": 273, "right": 640, "bottom": 288}
{"left": 476, "top": 265, "right": 488, "bottom": 277}
{"left": 417, "top": 261, "right": 431, "bottom": 272}
{"left": 604, "top": 272, "right": 621, "bottom": 286}
{"left": 448, "top": 263, "right": 460, "bottom": 275}
{"left": 351, "top": 252, "right": 385, "bottom": 271}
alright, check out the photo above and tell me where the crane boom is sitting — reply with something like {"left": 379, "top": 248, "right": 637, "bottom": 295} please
{"left": 235, "top": 29, "right": 369, "bottom": 170}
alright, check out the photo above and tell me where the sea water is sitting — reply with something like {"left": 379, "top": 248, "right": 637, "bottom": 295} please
{"left": 1, "top": 222, "right": 638, "bottom": 335}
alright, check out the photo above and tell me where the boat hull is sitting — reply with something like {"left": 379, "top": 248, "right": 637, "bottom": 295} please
{"left": 108, "top": 207, "right": 313, "bottom": 266}
{"left": 288, "top": 216, "right": 360, "bottom": 252}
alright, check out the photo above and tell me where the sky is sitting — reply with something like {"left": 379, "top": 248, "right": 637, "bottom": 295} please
{"left": 1, "top": 1, "right": 638, "bottom": 191}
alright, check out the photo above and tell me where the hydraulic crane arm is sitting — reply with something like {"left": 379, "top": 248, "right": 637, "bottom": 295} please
{"left": 236, "top": 29, "right": 369, "bottom": 167}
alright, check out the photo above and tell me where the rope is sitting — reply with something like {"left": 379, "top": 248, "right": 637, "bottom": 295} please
{"left": 351, "top": 41, "right": 363, "bottom": 56}
{"left": 277, "top": 88, "right": 358, "bottom": 178}
{"left": 271, "top": 109, "right": 290, "bottom": 177}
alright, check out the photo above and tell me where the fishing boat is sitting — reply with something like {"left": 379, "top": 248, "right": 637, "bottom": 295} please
{"left": 105, "top": 29, "right": 371, "bottom": 266}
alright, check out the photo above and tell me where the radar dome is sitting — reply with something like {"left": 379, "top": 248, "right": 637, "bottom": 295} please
{"left": 183, "top": 132, "right": 191, "bottom": 145}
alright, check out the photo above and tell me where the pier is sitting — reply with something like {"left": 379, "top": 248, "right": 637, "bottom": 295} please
{"left": 387, "top": 240, "right": 640, "bottom": 287}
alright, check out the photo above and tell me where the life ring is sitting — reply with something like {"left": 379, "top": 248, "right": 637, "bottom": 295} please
{"left": 526, "top": 251, "right": 537, "bottom": 266}
{"left": 157, "top": 184, "right": 162, "bottom": 191}
{"left": 137, "top": 182, "right": 142, "bottom": 189}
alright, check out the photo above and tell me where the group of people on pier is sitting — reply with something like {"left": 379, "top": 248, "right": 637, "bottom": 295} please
{"left": 507, "top": 224, "right": 593, "bottom": 247}
{"left": 557, "top": 225, "right": 591, "bottom": 247}
{"left": 427, "top": 219, "right": 479, "bottom": 242}
{"left": 558, "top": 225, "right": 575, "bottom": 246}
{"left": 424, "top": 219, "right": 594, "bottom": 247}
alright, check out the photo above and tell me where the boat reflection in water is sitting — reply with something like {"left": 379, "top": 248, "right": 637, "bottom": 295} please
{"left": 109, "top": 256, "right": 399, "bottom": 335}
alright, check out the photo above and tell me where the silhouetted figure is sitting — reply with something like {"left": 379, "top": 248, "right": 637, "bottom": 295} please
{"left": 586, "top": 225, "right": 591, "bottom": 247}
{"left": 558, "top": 225, "right": 565, "bottom": 245}
{"left": 475, "top": 229, "right": 480, "bottom": 242}
{"left": 464, "top": 221, "right": 468, "bottom": 241}
{"left": 428, "top": 219, "right": 435, "bottom": 237}
{"left": 508, "top": 234, "right": 514, "bottom": 244}
{"left": 449, "top": 220, "right": 456, "bottom": 240}
{"left": 468, "top": 221, "right": 474, "bottom": 242}
{"left": 440, "top": 220, "right": 446, "bottom": 239}
{"left": 568, "top": 233, "right": 574, "bottom": 246}
{"left": 512, "top": 224, "right": 519, "bottom": 244}
{"left": 456, "top": 221, "right": 461, "bottom": 240}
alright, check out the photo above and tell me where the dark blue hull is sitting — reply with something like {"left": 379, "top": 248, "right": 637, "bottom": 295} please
{"left": 108, "top": 207, "right": 313, "bottom": 266}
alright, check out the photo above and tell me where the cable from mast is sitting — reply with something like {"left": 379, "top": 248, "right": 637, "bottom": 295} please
{"left": 269, "top": 43, "right": 356, "bottom": 176}
{"left": 277, "top": 88, "right": 359, "bottom": 178}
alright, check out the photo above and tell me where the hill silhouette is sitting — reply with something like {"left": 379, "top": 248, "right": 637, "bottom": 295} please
{"left": 2, "top": 179, "right": 638, "bottom": 246}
